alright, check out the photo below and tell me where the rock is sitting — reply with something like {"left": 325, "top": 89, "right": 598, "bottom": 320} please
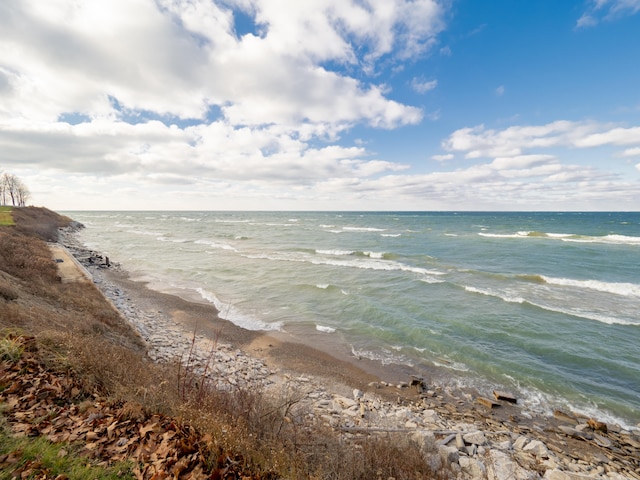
{"left": 513, "top": 435, "right": 529, "bottom": 450}
{"left": 558, "top": 426, "right": 593, "bottom": 440}
{"left": 522, "top": 439, "right": 549, "bottom": 458}
{"left": 333, "top": 395, "right": 357, "bottom": 409}
{"left": 463, "top": 431, "right": 487, "bottom": 446}
{"left": 487, "top": 450, "right": 530, "bottom": 480}
{"left": 554, "top": 410, "right": 578, "bottom": 424}
{"left": 438, "top": 445, "right": 459, "bottom": 465}
{"left": 412, "top": 431, "right": 436, "bottom": 453}
{"left": 543, "top": 469, "right": 601, "bottom": 480}
{"left": 352, "top": 389, "right": 363, "bottom": 400}
{"left": 459, "top": 456, "right": 486, "bottom": 478}
{"left": 455, "top": 433, "right": 465, "bottom": 449}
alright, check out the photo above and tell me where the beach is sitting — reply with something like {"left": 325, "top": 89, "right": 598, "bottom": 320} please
{"left": 56, "top": 223, "right": 640, "bottom": 480}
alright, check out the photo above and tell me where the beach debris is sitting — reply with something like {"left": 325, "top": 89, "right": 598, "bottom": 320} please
{"left": 476, "top": 396, "right": 500, "bottom": 409}
{"left": 587, "top": 418, "right": 608, "bottom": 433}
{"left": 493, "top": 390, "right": 517, "bottom": 404}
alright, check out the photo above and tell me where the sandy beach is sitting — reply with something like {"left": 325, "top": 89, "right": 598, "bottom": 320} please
{"left": 56, "top": 226, "right": 640, "bottom": 480}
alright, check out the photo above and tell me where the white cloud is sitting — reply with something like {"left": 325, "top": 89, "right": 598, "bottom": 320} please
{"left": 411, "top": 78, "right": 438, "bottom": 94}
{"left": 621, "top": 147, "right": 640, "bottom": 157}
{"left": 577, "top": 0, "right": 640, "bottom": 27}
{"left": 431, "top": 153, "right": 454, "bottom": 162}
{"left": 495, "top": 85, "right": 505, "bottom": 97}
{"left": 440, "top": 120, "right": 639, "bottom": 159}
{"left": 0, "top": 0, "right": 444, "bottom": 128}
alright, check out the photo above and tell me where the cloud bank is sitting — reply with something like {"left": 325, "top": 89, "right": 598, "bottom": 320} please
{"left": 1, "top": 1, "right": 639, "bottom": 210}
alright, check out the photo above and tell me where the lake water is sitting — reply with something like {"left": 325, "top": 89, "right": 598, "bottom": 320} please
{"left": 67, "top": 211, "right": 640, "bottom": 427}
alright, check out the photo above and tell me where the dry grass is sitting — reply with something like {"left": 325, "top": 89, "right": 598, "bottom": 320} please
{"left": 0, "top": 207, "right": 450, "bottom": 479}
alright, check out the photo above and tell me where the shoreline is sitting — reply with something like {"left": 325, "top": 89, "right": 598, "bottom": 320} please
{"left": 57, "top": 225, "right": 640, "bottom": 479}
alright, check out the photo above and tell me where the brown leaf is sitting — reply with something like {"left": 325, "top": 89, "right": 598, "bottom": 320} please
{"left": 140, "top": 422, "right": 159, "bottom": 438}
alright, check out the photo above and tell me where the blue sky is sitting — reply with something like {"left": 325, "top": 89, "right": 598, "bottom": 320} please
{"left": 1, "top": 0, "right": 639, "bottom": 210}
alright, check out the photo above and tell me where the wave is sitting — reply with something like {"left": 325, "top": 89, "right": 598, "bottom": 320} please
{"left": 350, "top": 346, "right": 414, "bottom": 367}
{"left": 465, "top": 286, "right": 526, "bottom": 304}
{"left": 316, "top": 249, "right": 394, "bottom": 260}
{"left": 243, "top": 251, "right": 445, "bottom": 280}
{"left": 316, "top": 249, "right": 354, "bottom": 256}
{"left": 342, "top": 226, "right": 387, "bottom": 232}
{"left": 479, "top": 231, "right": 640, "bottom": 246}
{"left": 561, "top": 234, "right": 640, "bottom": 245}
{"left": 196, "top": 288, "right": 283, "bottom": 331}
{"left": 464, "top": 285, "right": 640, "bottom": 326}
{"left": 195, "top": 239, "right": 237, "bottom": 251}
{"left": 316, "top": 325, "right": 336, "bottom": 333}
{"left": 157, "top": 237, "right": 190, "bottom": 244}
{"left": 541, "top": 276, "right": 640, "bottom": 297}
{"left": 381, "top": 233, "right": 402, "bottom": 237}
{"left": 432, "top": 359, "right": 469, "bottom": 372}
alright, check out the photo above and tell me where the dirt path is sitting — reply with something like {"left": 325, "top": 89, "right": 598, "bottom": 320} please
{"left": 49, "top": 244, "right": 92, "bottom": 283}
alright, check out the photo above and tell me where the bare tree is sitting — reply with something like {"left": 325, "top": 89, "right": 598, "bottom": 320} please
{"left": 0, "top": 173, "right": 6, "bottom": 206}
{"left": 0, "top": 172, "right": 30, "bottom": 207}
{"left": 16, "top": 178, "right": 30, "bottom": 207}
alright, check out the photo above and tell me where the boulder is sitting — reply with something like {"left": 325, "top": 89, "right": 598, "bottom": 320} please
{"left": 463, "top": 431, "right": 487, "bottom": 446}
{"left": 459, "top": 456, "right": 486, "bottom": 478}
{"left": 522, "top": 439, "right": 549, "bottom": 458}
{"left": 438, "top": 445, "right": 459, "bottom": 465}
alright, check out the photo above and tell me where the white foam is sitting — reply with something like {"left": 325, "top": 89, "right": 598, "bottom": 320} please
{"left": 464, "top": 286, "right": 525, "bottom": 304}
{"left": 479, "top": 231, "right": 640, "bottom": 246}
{"left": 316, "top": 325, "right": 336, "bottom": 333}
{"left": 561, "top": 234, "right": 640, "bottom": 245}
{"left": 195, "top": 239, "right": 237, "bottom": 251}
{"left": 542, "top": 276, "right": 640, "bottom": 297}
{"left": 316, "top": 249, "right": 354, "bottom": 256}
{"left": 343, "top": 226, "right": 387, "bottom": 232}
{"left": 196, "top": 288, "right": 283, "bottom": 331}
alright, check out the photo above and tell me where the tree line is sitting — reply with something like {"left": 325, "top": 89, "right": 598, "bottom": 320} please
{"left": 0, "top": 172, "right": 30, "bottom": 207}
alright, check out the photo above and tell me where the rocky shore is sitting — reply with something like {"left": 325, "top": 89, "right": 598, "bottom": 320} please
{"left": 58, "top": 226, "right": 640, "bottom": 480}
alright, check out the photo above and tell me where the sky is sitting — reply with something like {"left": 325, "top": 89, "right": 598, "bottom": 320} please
{"left": 1, "top": 0, "right": 640, "bottom": 211}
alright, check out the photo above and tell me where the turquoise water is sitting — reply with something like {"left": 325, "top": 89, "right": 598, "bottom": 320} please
{"left": 67, "top": 211, "right": 640, "bottom": 426}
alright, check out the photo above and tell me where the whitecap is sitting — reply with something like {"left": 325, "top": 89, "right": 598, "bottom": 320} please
{"left": 343, "top": 226, "right": 387, "bottom": 232}
{"left": 542, "top": 276, "right": 640, "bottom": 297}
{"left": 196, "top": 288, "right": 283, "bottom": 331}
{"left": 195, "top": 239, "right": 237, "bottom": 251}
{"left": 316, "top": 325, "right": 336, "bottom": 333}
{"left": 316, "top": 249, "right": 354, "bottom": 256}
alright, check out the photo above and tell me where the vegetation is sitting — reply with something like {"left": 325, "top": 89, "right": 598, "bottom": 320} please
{"left": 0, "top": 172, "right": 30, "bottom": 207}
{"left": 0, "top": 206, "right": 13, "bottom": 226}
{"left": 0, "top": 207, "right": 449, "bottom": 479}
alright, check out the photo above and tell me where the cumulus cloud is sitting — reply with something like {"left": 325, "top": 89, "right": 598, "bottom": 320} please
{"left": 0, "top": 0, "right": 448, "bottom": 208}
{"left": 0, "top": 0, "right": 444, "bottom": 128}
{"left": 440, "top": 120, "right": 626, "bottom": 159}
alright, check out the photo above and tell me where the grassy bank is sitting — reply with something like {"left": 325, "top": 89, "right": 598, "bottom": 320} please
{"left": 0, "top": 207, "right": 448, "bottom": 479}
{"left": 0, "top": 206, "right": 14, "bottom": 226}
